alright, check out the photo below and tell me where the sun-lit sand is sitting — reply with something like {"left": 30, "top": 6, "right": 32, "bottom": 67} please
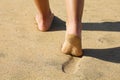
{"left": 0, "top": 0, "right": 120, "bottom": 80}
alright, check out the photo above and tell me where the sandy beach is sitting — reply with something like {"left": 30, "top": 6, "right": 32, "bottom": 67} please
{"left": 0, "top": 0, "right": 120, "bottom": 80}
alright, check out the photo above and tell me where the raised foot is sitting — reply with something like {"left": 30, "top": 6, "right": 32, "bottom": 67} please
{"left": 61, "top": 34, "right": 83, "bottom": 57}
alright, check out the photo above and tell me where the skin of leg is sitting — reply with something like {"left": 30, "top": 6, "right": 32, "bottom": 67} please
{"left": 34, "top": 0, "right": 54, "bottom": 31}
{"left": 66, "top": 0, "right": 84, "bottom": 36}
{"left": 61, "top": 0, "right": 84, "bottom": 57}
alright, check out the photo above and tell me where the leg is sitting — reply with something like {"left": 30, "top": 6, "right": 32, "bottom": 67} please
{"left": 61, "top": 0, "right": 84, "bottom": 57}
{"left": 66, "top": 0, "right": 84, "bottom": 37}
{"left": 34, "top": 0, "right": 54, "bottom": 31}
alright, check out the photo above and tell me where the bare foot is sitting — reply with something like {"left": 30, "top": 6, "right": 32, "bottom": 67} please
{"left": 61, "top": 23, "right": 83, "bottom": 57}
{"left": 61, "top": 34, "right": 83, "bottom": 57}
{"left": 35, "top": 13, "right": 54, "bottom": 31}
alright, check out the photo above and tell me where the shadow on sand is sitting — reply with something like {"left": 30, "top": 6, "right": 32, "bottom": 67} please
{"left": 83, "top": 47, "right": 120, "bottom": 63}
{"left": 50, "top": 16, "right": 120, "bottom": 32}
{"left": 50, "top": 16, "right": 120, "bottom": 63}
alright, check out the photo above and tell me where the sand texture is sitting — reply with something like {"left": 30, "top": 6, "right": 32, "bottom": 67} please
{"left": 0, "top": 0, "right": 120, "bottom": 80}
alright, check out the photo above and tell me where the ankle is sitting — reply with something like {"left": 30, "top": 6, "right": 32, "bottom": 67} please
{"left": 66, "top": 20, "right": 82, "bottom": 26}
{"left": 66, "top": 22, "right": 82, "bottom": 37}
{"left": 37, "top": 11, "right": 53, "bottom": 21}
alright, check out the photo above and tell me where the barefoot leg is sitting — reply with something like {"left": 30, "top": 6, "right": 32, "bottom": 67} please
{"left": 66, "top": 0, "right": 84, "bottom": 36}
{"left": 34, "top": 0, "right": 54, "bottom": 31}
{"left": 62, "top": 0, "right": 84, "bottom": 56}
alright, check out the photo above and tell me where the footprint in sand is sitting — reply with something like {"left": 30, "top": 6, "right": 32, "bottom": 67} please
{"left": 61, "top": 34, "right": 83, "bottom": 74}
{"left": 62, "top": 57, "right": 80, "bottom": 74}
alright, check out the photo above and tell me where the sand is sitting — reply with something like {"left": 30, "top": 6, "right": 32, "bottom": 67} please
{"left": 0, "top": 0, "right": 120, "bottom": 80}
